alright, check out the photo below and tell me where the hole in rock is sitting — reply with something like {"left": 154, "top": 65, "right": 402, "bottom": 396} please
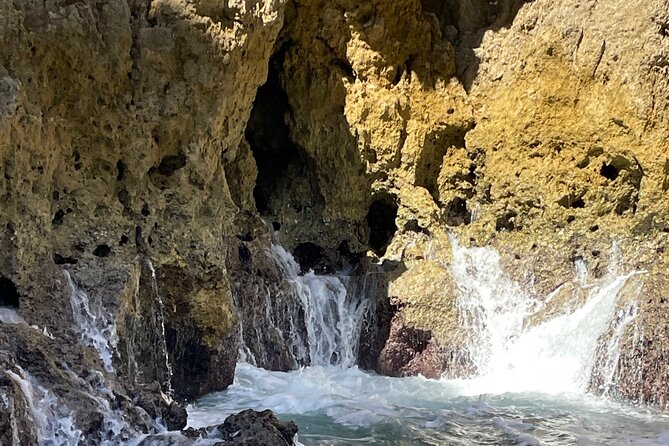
{"left": 332, "top": 58, "right": 355, "bottom": 80}
{"left": 238, "top": 244, "right": 252, "bottom": 263}
{"left": 403, "top": 219, "right": 431, "bottom": 236}
{"left": 246, "top": 43, "right": 320, "bottom": 217}
{"left": 119, "top": 235, "right": 129, "bottom": 245}
{"left": 293, "top": 242, "right": 329, "bottom": 273}
{"left": 271, "top": 221, "right": 281, "bottom": 231}
{"left": 366, "top": 196, "right": 398, "bottom": 255}
{"left": 141, "top": 204, "right": 150, "bottom": 217}
{"left": 116, "top": 160, "right": 127, "bottom": 181}
{"left": 53, "top": 254, "right": 78, "bottom": 265}
{"left": 495, "top": 210, "right": 518, "bottom": 232}
{"left": 558, "top": 194, "right": 585, "bottom": 209}
{"left": 156, "top": 154, "right": 186, "bottom": 176}
{"left": 443, "top": 196, "right": 471, "bottom": 226}
{"left": 236, "top": 232, "right": 254, "bottom": 242}
{"left": 600, "top": 163, "right": 619, "bottom": 181}
{"left": 93, "top": 244, "right": 111, "bottom": 257}
{"left": 567, "top": 215, "right": 576, "bottom": 223}
{"left": 0, "top": 277, "right": 19, "bottom": 307}
{"left": 52, "top": 209, "right": 65, "bottom": 226}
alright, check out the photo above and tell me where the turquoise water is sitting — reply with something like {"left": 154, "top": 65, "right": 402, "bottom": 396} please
{"left": 187, "top": 363, "right": 669, "bottom": 446}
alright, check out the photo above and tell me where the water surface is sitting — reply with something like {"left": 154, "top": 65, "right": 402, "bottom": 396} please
{"left": 188, "top": 363, "right": 669, "bottom": 446}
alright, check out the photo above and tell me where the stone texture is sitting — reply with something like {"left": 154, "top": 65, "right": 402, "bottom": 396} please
{"left": 1, "top": 0, "right": 669, "bottom": 437}
{"left": 254, "top": 0, "right": 669, "bottom": 406}
{"left": 0, "top": 0, "right": 288, "bottom": 440}
{"left": 140, "top": 409, "right": 298, "bottom": 446}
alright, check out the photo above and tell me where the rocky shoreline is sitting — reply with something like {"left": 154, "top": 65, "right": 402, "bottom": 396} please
{"left": 1, "top": 0, "right": 668, "bottom": 442}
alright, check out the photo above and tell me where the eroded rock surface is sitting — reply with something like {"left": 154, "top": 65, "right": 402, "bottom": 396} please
{"left": 1, "top": 0, "right": 669, "bottom": 439}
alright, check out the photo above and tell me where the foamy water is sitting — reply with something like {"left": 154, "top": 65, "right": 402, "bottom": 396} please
{"left": 188, "top": 363, "right": 669, "bottom": 445}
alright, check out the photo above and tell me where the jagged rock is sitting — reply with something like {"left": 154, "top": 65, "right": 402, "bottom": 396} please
{"left": 1, "top": 0, "right": 668, "bottom": 436}
{"left": 140, "top": 409, "right": 298, "bottom": 446}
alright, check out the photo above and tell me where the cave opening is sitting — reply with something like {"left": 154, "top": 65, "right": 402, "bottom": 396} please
{"left": 293, "top": 242, "right": 329, "bottom": 274}
{"left": 0, "top": 276, "right": 19, "bottom": 308}
{"left": 246, "top": 42, "right": 311, "bottom": 216}
{"left": 366, "top": 196, "right": 399, "bottom": 255}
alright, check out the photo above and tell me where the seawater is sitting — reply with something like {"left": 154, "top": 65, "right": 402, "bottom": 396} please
{"left": 188, "top": 363, "right": 669, "bottom": 445}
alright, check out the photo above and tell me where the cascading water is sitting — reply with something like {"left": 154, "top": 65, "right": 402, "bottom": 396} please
{"left": 269, "top": 245, "right": 370, "bottom": 367}
{"left": 189, "top": 238, "right": 669, "bottom": 445}
{"left": 449, "top": 237, "right": 646, "bottom": 395}
{"left": 146, "top": 260, "right": 174, "bottom": 394}
{"left": 6, "top": 366, "right": 82, "bottom": 445}
{"left": 238, "top": 245, "right": 370, "bottom": 368}
{"left": 65, "top": 270, "right": 118, "bottom": 373}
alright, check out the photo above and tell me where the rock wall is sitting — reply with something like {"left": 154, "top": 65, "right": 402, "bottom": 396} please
{"left": 251, "top": 0, "right": 669, "bottom": 407}
{"left": 1, "top": 0, "right": 668, "bottom": 439}
{"left": 0, "top": 0, "right": 287, "bottom": 440}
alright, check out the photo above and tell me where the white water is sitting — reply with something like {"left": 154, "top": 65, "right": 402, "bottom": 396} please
{"left": 6, "top": 366, "right": 82, "bottom": 445}
{"left": 449, "top": 238, "right": 645, "bottom": 394}
{"left": 189, "top": 240, "right": 669, "bottom": 445}
{"left": 240, "top": 245, "right": 370, "bottom": 368}
{"left": 0, "top": 306, "right": 23, "bottom": 324}
{"left": 65, "top": 270, "right": 118, "bottom": 373}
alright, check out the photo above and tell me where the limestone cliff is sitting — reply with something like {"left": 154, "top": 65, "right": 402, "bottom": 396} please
{"left": 0, "top": 0, "right": 668, "bottom": 440}
{"left": 247, "top": 0, "right": 669, "bottom": 407}
{"left": 0, "top": 0, "right": 286, "bottom": 440}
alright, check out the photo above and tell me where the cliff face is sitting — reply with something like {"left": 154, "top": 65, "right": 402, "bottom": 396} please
{"left": 0, "top": 0, "right": 668, "bottom": 439}
{"left": 0, "top": 0, "right": 286, "bottom": 438}
{"left": 249, "top": 0, "right": 669, "bottom": 405}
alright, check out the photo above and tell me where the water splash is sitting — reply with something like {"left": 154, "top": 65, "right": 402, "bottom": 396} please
{"left": 237, "top": 245, "right": 370, "bottom": 368}
{"left": 268, "top": 245, "right": 370, "bottom": 367}
{"left": 0, "top": 307, "right": 23, "bottom": 324}
{"left": 64, "top": 270, "right": 117, "bottom": 373}
{"left": 6, "top": 366, "right": 82, "bottom": 445}
{"left": 449, "top": 236, "right": 644, "bottom": 395}
{"left": 597, "top": 301, "right": 639, "bottom": 396}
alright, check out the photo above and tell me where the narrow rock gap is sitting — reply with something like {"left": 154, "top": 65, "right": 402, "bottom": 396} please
{"left": 366, "top": 195, "right": 399, "bottom": 256}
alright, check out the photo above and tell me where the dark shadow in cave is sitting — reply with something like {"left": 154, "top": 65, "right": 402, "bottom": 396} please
{"left": 245, "top": 42, "right": 320, "bottom": 216}
{"left": 367, "top": 195, "right": 399, "bottom": 256}
{"left": 0, "top": 276, "right": 20, "bottom": 308}
{"left": 237, "top": 30, "right": 407, "bottom": 374}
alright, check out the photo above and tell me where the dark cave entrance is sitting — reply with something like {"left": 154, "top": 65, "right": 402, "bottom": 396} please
{"left": 245, "top": 43, "right": 315, "bottom": 216}
{"left": 366, "top": 195, "right": 398, "bottom": 256}
{"left": 0, "top": 276, "right": 19, "bottom": 308}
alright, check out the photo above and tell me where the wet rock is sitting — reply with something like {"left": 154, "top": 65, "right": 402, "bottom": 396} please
{"left": 140, "top": 409, "right": 298, "bottom": 446}
{"left": 134, "top": 382, "right": 187, "bottom": 431}
{"left": 214, "top": 409, "right": 298, "bottom": 446}
{"left": 0, "top": 324, "right": 168, "bottom": 444}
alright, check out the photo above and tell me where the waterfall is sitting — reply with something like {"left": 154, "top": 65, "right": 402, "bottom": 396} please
{"left": 238, "top": 245, "right": 370, "bottom": 368}
{"left": 65, "top": 270, "right": 118, "bottom": 373}
{"left": 269, "top": 245, "right": 370, "bottom": 367}
{"left": 6, "top": 366, "right": 82, "bottom": 445}
{"left": 450, "top": 236, "right": 645, "bottom": 394}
